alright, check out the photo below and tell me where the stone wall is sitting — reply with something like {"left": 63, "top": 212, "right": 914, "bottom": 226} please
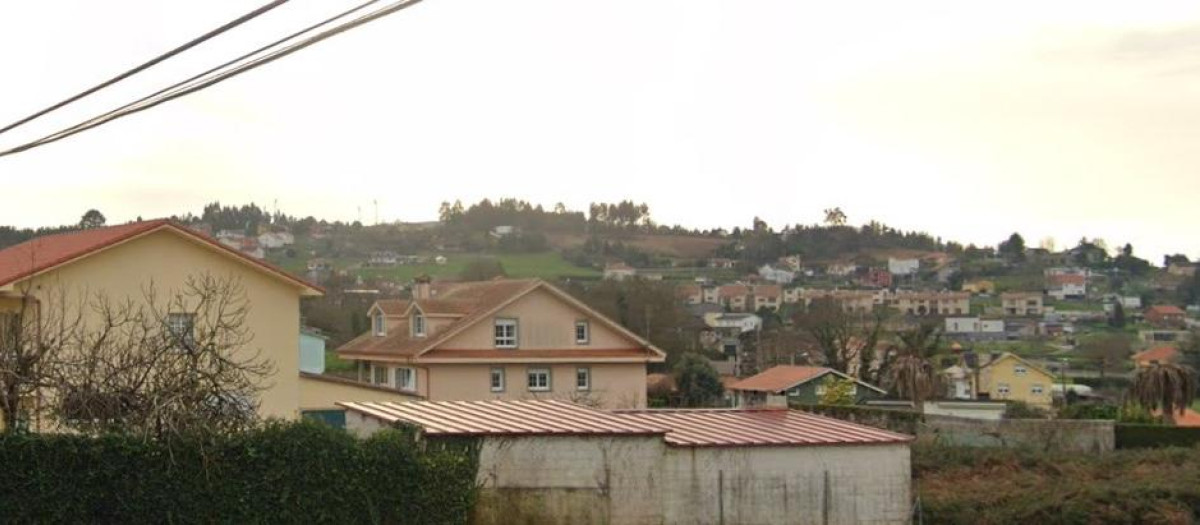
{"left": 922, "top": 415, "right": 1114, "bottom": 453}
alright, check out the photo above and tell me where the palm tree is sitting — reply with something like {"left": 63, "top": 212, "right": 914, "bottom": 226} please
{"left": 888, "top": 323, "right": 943, "bottom": 414}
{"left": 1127, "top": 363, "right": 1198, "bottom": 424}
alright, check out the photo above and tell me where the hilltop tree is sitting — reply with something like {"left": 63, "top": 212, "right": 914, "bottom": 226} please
{"left": 1109, "top": 302, "right": 1127, "bottom": 329}
{"left": 823, "top": 207, "right": 847, "bottom": 227}
{"left": 459, "top": 258, "right": 507, "bottom": 281}
{"left": 998, "top": 233, "right": 1026, "bottom": 261}
{"left": 1080, "top": 334, "right": 1131, "bottom": 379}
{"left": 79, "top": 209, "right": 106, "bottom": 229}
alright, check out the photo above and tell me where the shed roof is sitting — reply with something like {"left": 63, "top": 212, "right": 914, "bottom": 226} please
{"left": 1132, "top": 346, "right": 1179, "bottom": 364}
{"left": 338, "top": 400, "right": 911, "bottom": 447}
{"left": 726, "top": 365, "right": 887, "bottom": 394}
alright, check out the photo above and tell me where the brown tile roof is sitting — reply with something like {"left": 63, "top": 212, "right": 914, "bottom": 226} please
{"left": 727, "top": 366, "right": 833, "bottom": 392}
{"left": 718, "top": 284, "right": 750, "bottom": 298}
{"left": 754, "top": 284, "right": 782, "bottom": 297}
{"left": 338, "top": 279, "right": 666, "bottom": 363}
{"left": 1048, "top": 274, "right": 1086, "bottom": 286}
{"left": 1133, "top": 346, "right": 1179, "bottom": 364}
{"left": 0, "top": 219, "right": 320, "bottom": 293}
{"left": 375, "top": 300, "right": 411, "bottom": 316}
{"left": 420, "top": 348, "right": 663, "bottom": 361}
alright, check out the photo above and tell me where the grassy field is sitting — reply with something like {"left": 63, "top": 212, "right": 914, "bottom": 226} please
{"left": 915, "top": 443, "right": 1200, "bottom": 524}
{"left": 273, "top": 251, "right": 602, "bottom": 283}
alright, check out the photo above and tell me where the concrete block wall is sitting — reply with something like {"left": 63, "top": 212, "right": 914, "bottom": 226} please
{"left": 923, "top": 415, "right": 1114, "bottom": 452}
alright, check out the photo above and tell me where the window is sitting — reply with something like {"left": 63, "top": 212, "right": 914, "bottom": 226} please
{"left": 167, "top": 313, "right": 195, "bottom": 347}
{"left": 490, "top": 367, "right": 505, "bottom": 392}
{"left": 575, "top": 320, "right": 590, "bottom": 344}
{"left": 1031, "top": 384, "right": 1044, "bottom": 395}
{"left": 412, "top": 314, "right": 426, "bottom": 337}
{"left": 373, "top": 312, "right": 385, "bottom": 336}
{"left": 576, "top": 367, "right": 590, "bottom": 391}
{"left": 372, "top": 364, "right": 388, "bottom": 385}
{"left": 997, "top": 383, "right": 1011, "bottom": 396}
{"left": 1014, "top": 365, "right": 1027, "bottom": 376}
{"left": 395, "top": 367, "right": 417, "bottom": 391}
{"left": 494, "top": 319, "right": 518, "bottom": 348}
{"left": 527, "top": 368, "right": 550, "bottom": 391}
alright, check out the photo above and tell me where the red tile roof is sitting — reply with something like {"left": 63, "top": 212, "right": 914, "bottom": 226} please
{"left": 1172, "top": 409, "right": 1200, "bottom": 427}
{"left": 1048, "top": 274, "right": 1086, "bottom": 286}
{"left": 1133, "top": 346, "right": 1180, "bottom": 364}
{"left": 337, "top": 400, "right": 913, "bottom": 447}
{"left": 420, "top": 348, "right": 662, "bottom": 361}
{"left": 0, "top": 219, "right": 320, "bottom": 293}
{"left": 374, "top": 300, "right": 412, "bottom": 316}
{"left": 617, "top": 408, "right": 912, "bottom": 447}
{"left": 726, "top": 366, "right": 833, "bottom": 392}
{"left": 1147, "top": 305, "right": 1186, "bottom": 316}
{"left": 337, "top": 400, "right": 668, "bottom": 437}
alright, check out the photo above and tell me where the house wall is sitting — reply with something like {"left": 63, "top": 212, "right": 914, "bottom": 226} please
{"left": 440, "top": 288, "right": 633, "bottom": 350}
{"left": 427, "top": 363, "right": 647, "bottom": 409}
{"left": 298, "top": 373, "right": 420, "bottom": 411}
{"left": 977, "top": 356, "right": 1054, "bottom": 408}
{"left": 785, "top": 375, "right": 883, "bottom": 405}
{"left": 923, "top": 415, "right": 1113, "bottom": 453}
{"left": 10, "top": 230, "right": 306, "bottom": 421}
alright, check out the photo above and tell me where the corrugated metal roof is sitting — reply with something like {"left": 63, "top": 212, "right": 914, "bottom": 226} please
{"left": 617, "top": 408, "right": 912, "bottom": 447}
{"left": 338, "top": 400, "right": 912, "bottom": 447}
{"left": 336, "top": 400, "right": 668, "bottom": 437}
{"left": 726, "top": 366, "right": 834, "bottom": 393}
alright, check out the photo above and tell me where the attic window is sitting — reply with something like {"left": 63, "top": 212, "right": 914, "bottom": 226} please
{"left": 413, "top": 313, "right": 426, "bottom": 337}
{"left": 494, "top": 319, "right": 518, "bottom": 348}
{"left": 575, "top": 320, "right": 590, "bottom": 345}
{"left": 373, "top": 312, "right": 385, "bottom": 337}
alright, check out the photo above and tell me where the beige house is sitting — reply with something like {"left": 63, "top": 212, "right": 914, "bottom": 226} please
{"left": 888, "top": 292, "right": 969, "bottom": 316}
{"left": 336, "top": 278, "right": 666, "bottom": 408}
{"left": 717, "top": 284, "right": 750, "bottom": 311}
{"left": 1001, "top": 292, "right": 1044, "bottom": 316}
{"left": 0, "top": 220, "right": 326, "bottom": 427}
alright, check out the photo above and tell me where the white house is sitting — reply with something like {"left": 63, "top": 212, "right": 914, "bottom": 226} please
{"left": 258, "top": 231, "right": 295, "bottom": 249}
{"left": 757, "top": 264, "right": 796, "bottom": 284}
{"left": 703, "top": 312, "right": 762, "bottom": 333}
{"left": 944, "top": 317, "right": 1005, "bottom": 341}
{"left": 603, "top": 262, "right": 638, "bottom": 280}
{"left": 887, "top": 258, "right": 920, "bottom": 276}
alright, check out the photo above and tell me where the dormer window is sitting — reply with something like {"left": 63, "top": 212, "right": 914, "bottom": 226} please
{"left": 412, "top": 313, "right": 426, "bottom": 337}
{"left": 372, "top": 312, "right": 385, "bottom": 337}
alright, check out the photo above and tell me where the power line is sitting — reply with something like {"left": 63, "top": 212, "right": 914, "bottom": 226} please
{"left": 0, "top": 0, "right": 290, "bottom": 137}
{"left": 0, "top": 0, "right": 421, "bottom": 159}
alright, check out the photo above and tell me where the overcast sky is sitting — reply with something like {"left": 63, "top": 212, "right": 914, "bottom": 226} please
{"left": 2, "top": 1, "right": 1198, "bottom": 262}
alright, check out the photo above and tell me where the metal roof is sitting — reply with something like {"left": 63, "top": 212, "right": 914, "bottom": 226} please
{"left": 336, "top": 400, "right": 668, "bottom": 437}
{"left": 616, "top": 408, "right": 912, "bottom": 447}
{"left": 338, "top": 400, "right": 912, "bottom": 447}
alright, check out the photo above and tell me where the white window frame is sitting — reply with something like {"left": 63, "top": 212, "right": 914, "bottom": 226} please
{"left": 576, "top": 367, "right": 591, "bottom": 391}
{"left": 490, "top": 367, "right": 506, "bottom": 392}
{"left": 1014, "top": 365, "right": 1027, "bottom": 376}
{"left": 395, "top": 367, "right": 417, "bottom": 392}
{"left": 997, "top": 383, "right": 1011, "bottom": 396}
{"left": 412, "top": 313, "right": 426, "bottom": 337}
{"left": 495, "top": 318, "right": 518, "bottom": 348}
{"left": 575, "top": 320, "right": 590, "bottom": 345}
{"left": 1031, "top": 384, "right": 1044, "bottom": 395}
{"left": 372, "top": 364, "right": 388, "bottom": 385}
{"left": 373, "top": 312, "right": 385, "bottom": 336}
{"left": 527, "top": 367, "right": 551, "bottom": 392}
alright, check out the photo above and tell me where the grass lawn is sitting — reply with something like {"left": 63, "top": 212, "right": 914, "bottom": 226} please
{"left": 324, "top": 350, "right": 356, "bottom": 374}
{"left": 352, "top": 252, "right": 600, "bottom": 282}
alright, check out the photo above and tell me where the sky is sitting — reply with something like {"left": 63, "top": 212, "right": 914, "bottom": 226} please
{"left": 2, "top": 1, "right": 1199, "bottom": 263}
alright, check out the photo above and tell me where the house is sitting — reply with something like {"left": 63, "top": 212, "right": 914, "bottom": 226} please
{"left": 887, "top": 258, "right": 920, "bottom": 277}
{"left": 824, "top": 262, "right": 858, "bottom": 277}
{"left": 1168, "top": 263, "right": 1197, "bottom": 278}
{"left": 676, "top": 284, "right": 702, "bottom": 305}
{"left": 257, "top": 231, "right": 294, "bottom": 249}
{"left": 1047, "top": 273, "right": 1087, "bottom": 300}
{"left": 943, "top": 365, "right": 973, "bottom": 400}
{"left": 751, "top": 284, "right": 782, "bottom": 310}
{"left": 703, "top": 312, "right": 762, "bottom": 334}
{"left": 962, "top": 280, "right": 995, "bottom": 294}
{"left": 490, "top": 225, "right": 516, "bottom": 238}
{"left": 299, "top": 327, "right": 329, "bottom": 374}
{"left": 335, "top": 278, "right": 667, "bottom": 409}
{"left": 1103, "top": 294, "right": 1142, "bottom": 311}
{"left": 974, "top": 353, "right": 1055, "bottom": 408}
{"left": 887, "top": 291, "right": 970, "bottom": 316}
{"left": 709, "top": 257, "right": 737, "bottom": 269}
{"left": 368, "top": 251, "right": 399, "bottom": 266}
{"left": 1146, "top": 305, "right": 1187, "bottom": 329}
{"left": 603, "top": 262, "right": 637, "bottom": 281}
{"left": 717, "top": 284, "right": 751, "bottom": 311}
{"left": 1132, "top": 346, "right": 1180, "bottom": 368}
{"left": 0, "top": 219, "right": 328, "bottom": 428}
{"left": 782, "top": 286, "right": 802, "bottom": 304}
{"left": 859, "top": 267, "right": 893, "bottom": 289}
{"left": 340, "top": 399, "right": 912, "bottom": 525}
{"left": 1139, "top": 329, "right": 1190, "bottom": 344}
{"left": 943, "top": 317, "right": 1005, "bottom": 341}
{"left": 1001, "top": 292, "right": 1044, "bottom": 316}
{"left": 727, "top": 366, "right": 887, "bottom": 407}
{"left": 778, "top": 254, "right": 803, "bottom": 271}
{"left": 757, "top": 264, "right": 795, "bottom": 285}
{"left": 796, "top": 289, "right": 878, "bottom": 314}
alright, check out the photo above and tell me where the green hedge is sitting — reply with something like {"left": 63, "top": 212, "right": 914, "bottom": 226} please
{"left": 1116, "top": 424, "right": 1200, "bottom": 449}
{"left": 0, "top": 420, "right": 479, "bottom": 524}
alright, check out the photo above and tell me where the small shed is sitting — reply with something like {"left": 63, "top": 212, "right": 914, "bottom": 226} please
{"left": 339, "top": 399, "right": 912, "bottom": 525}
{"left": 727, "top": 365, "right": 887, "bottom": 407}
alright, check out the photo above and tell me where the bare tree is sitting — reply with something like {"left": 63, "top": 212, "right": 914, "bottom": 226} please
{"left": 3, "top": 273, "right": 272, "bottom": 438}
{"left": 0, "top": 284, "right": 84, "bottom": 432}
{"left": 795, "top": 298, "right": 891, "bottom": 384}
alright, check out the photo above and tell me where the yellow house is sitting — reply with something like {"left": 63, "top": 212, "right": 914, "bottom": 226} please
{"left": 336, "top": 278, "right": 667, "bottom": 408}
{"left": 962, "top": 280, "right": 995, "bottom": 294}
{"left": 974, "top": 353, "right": 1055, "bottom": 408}
{"left": 0, "top": 219, "right": 334, "bottom": 428}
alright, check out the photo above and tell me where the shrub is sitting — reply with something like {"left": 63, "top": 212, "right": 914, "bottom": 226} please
{"left": 1058, "top": 402, "right": 1118, "bottom": 420}
{"left": 1002, "top": 401, "right": 1048, "bottom": 419}
{"left": 0, "top": 420, "right": 479, "bottom": 524}
{"left": 1116, "top": 424, "right": 1200, "bottom": 449}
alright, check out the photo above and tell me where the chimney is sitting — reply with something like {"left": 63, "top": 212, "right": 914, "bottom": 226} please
{"left": 413, "top": 275, "right": 432, "bottom": 300}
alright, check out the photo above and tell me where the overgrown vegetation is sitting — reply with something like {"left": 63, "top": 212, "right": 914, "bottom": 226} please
{"left": 915, "top": 443, "right": 1200, "bottom": 524}
{"left": 0, "top": 420, "right": 479, "bottom": 524}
